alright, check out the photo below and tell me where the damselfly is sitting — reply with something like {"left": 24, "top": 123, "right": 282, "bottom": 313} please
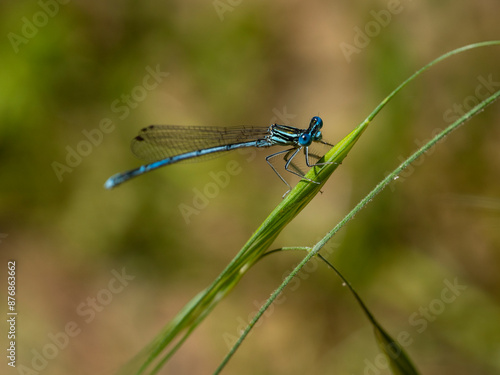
{"left": 104, "top": 116, "right": 333, "bottom": 194}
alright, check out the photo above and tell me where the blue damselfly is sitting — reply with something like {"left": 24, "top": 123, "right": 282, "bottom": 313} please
{"left": 104, "top": 116, "right": 333, "bottom": 194}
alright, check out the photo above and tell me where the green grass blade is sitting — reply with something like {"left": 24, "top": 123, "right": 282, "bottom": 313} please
{"left": 317, "top": 252, "right": 419, "bottom": 375}
{"left": 118, "top": 41, "right": 499, "bottom": 375}
{"left": 218, "top": 86, "right": 499, "bottom": 375}
{"left": 214, "top": 41, "right": 500, "bottom": 374}
{"left": 373, "top": 327, "right": 419, "bottom": 375}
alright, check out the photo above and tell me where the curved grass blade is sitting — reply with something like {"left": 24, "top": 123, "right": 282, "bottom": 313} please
{"left": 217, "top": 82, "right": 500, "bottom": 375}
{"left": 116, "top": 41, "right": 500, "bottom": 375}
{"left": 316, "top": 252, "right": 419, "bottom": 375}
{"left": 282, "top": 248, "right": 419, "bottom": 374}
{"left": 213, "top": 41, "right": 500, "bottom": 374}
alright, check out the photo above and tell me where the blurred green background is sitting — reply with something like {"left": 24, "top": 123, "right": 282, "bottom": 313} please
{"left": 1, "top": 1, "right": 500, "bottom": 374}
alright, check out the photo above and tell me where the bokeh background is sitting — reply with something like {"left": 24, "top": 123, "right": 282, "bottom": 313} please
{"left": 1, "top": 1, "right": 500, "bottom": 374}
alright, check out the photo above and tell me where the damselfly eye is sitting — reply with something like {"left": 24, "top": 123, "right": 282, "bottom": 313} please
{"left": 311, "top": 116, "right": 323, "bottom": 129}
{"left": 299, "top": 133, "right": 312, "bottom": 146}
